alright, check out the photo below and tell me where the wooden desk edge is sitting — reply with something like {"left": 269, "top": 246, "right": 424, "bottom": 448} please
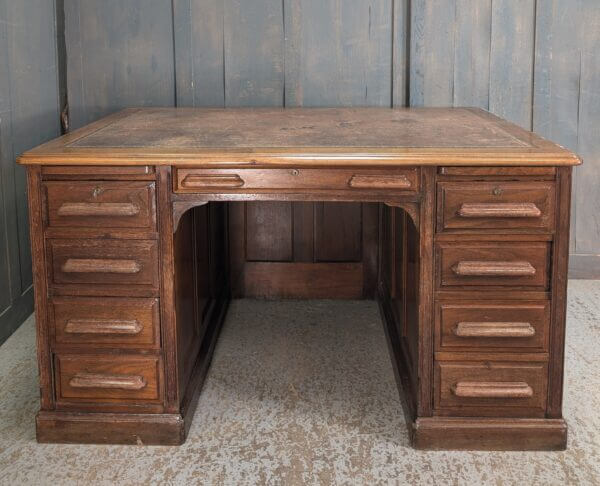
{"left": 17, "top": 152, "right": 582, "bottom": 167}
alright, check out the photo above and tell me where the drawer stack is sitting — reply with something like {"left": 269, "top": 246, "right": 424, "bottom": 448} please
{"left": 40, "top": 170, "right": 164, "bottom": 413}
{"left": 434, "top": 169, "right": 557, "bottom": 418}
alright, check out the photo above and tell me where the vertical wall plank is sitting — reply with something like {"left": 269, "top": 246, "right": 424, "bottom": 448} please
{"left": 285, "top": 0, "right": 392, "bottom": 107}
{"left": 453, "top": 0, "right": 492, "bottom": 108}
{"left": 315, "top": 203, "right": 362, "bottom": 262}
{"left": 0, "top": 122, "right": 10, "bottom": 311}
{"left": 575, "top": 1, "right": 600, "bottom": 254}
{"left": 224, "top": 0, "right": 284, "bottom": 106}
{"left": 392, "top": 0, "right": 410, "bottom": 107}
{"left": 6, "top": 0, "right": 61, "bottom": 291}
{"left": 489, "top": 0, "right": 536, "bottom": 129}
{"left": 534, "top": 0, "right": 582, "bottom": 252}
{"left": 0, "top": 0, "right": 16, "bottom": 312}
{"left": 410, "top": 0, "right": 456, "bottom": 106}
{"left": 0, "top": 0, "right": 60, "bottom": 343}
{"left": 64, "top": 0, "right": 175, "bottom": 129}
{"left": 173, "top": 0, "right": 224, "bottom": 106}
{"left": 246, "top": 202, "right": 293, "bottom": 262}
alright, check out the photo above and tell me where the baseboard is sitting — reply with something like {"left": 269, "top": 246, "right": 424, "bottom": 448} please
{"left": 412, "top": 417, "right": 568, "bottom": 451}
{"left": 569, "top": 254, "right": 600, "bottom": 279}
{"left": 0, "top": 288, "right": 34, "bottom": 346}
{"left": 36, "top": 411, "right": 185, "bottom": 445}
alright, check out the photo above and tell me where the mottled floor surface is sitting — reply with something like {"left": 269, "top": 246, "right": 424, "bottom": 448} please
{"left": 1, "top": 281, "right": 600, "bottom": 485}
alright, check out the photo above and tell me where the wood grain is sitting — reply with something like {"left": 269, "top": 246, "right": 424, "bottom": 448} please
{"left": 61, "top": 259, "right": 141, "bottom": 275}
{"left": 452, "top": 261, "right": 537, "bottom": 277}
{"left": 44, "top": 181, "right": 156, "bottom": 230}
{"left": 438, "top": 242, "right": 550, "bottom": 289}
{"left": 435, "top": 361, "right": 548, "bottom": 416}
{"left": 489, "top": 0, "right": 536, "bottom": 129}
{"left": 63, "top": 0, "right": 175, "bottom": 129}
{"left": 26, "top": 166, "right": 54, "bottom": 409}
{"left": 457, "top": 203, "right": 541, "bottom": 219}
{"left": 438, "top": 181, "right": 555, "bottom": 232}
{"left": 284, "top": 0, "right": 392, "bottom": 107}
{"left": 452, "top": 381, "right": 534, "bottom": 399}
{"left": 410, "top": 0, "right": 455, "bottom": 106}
{"left": 55, "top": 354, "right": 162, "bottom": 403}
{"left": 412, "top": 417, "right": 567, "bottom": 451}
{"left": 173, "top": 0, "right": 224, "bottom": 107}
{"left": 69, "top": 373, "right": 147, "bottom": 391}
{"left": 18, "top": 108, "right": 580, "bottom": 167}
{"left": 575, "top": 2, "right": 600, "bottom": 254}
{"left": 453, "top": 0, "right": 492, "bottom": 107}
{"left": 436, "top": 300, "right": 550, "bottom": 352}
{"left": 21, "top": 110, "right": 578, "bottom": 450}
{"left": 0, "top": 0, "right": 61, "bottom": 341}
{"left": 51, "top": 296, "right": 160, "bottom": 349}
{"left": 453, "top": 322, "right": 536, "bottom": 338}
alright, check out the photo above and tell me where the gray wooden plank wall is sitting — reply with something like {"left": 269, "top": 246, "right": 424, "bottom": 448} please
{"left": 2, "top": 0, "right": 600, "bottom": 342}
{"left": 0, "top": 0, "right": 62, "bottom": 345}
{"left": 64, "top": 0, "right": 600, "bottom": 276}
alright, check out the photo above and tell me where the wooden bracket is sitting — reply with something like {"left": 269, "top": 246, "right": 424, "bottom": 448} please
{"left": 383, "top": 201, "right": 420, "bottom": 228}
{"left": 172, "top": 201, "right": 208, "bottom": 233}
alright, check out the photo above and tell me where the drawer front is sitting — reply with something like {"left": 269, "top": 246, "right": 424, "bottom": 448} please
{"left": 51, "top": 297, "right": 160, "bottom": 348}
{"left": 42, "top": 165, "right": 155, "bottom": 178}
{"left": 436, "top": 301, "right": 550, "bottom": 352}
{"left": 437, "top": 181, "right": 555, "bottom": 232}
{"left": 173, "top": 168, "right": 420, "bottom": 194}
{"left": 44, "top": 181, "right": 156, "bottom": 229}
{"left": 47, "top": 239, "right": 159, "bottom": 291}
{"left": 435, "top": 361, "right": 548, "bottom": 416}
{"left": 437, "top": 242, "right": 550, "bottom": 289}
{"left": 55, "top": 354, "right": 162, "bottom": 403}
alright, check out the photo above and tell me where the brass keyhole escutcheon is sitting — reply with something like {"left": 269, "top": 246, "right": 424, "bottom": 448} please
{"left": 92, "top": 186, "right": 103, "bottom": 198}
{"left": 492, "top": 187, "right": 503, "bottom": 196}
{"left": 291, "top": 169, "right": 299, "bottom": 176}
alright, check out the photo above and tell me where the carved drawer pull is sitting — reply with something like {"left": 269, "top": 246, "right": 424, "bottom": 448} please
{"left": 349, "top": 174, "right": 412, "bottom": 189}
{"left": 57, "top": 202, "right": 140, "bottom": 217}
{"left": 181, "top": 174, "right": 244, "bottom": 189}
{"left": 452, "top": 381, "right": 533, "bottom": 399}
{"left": 65, "top": 319, "right": 143, "bottom": 335}
{"left": 458, "top": 202, "right": 542, "bottom": 218}
{"left": 452, "top": 261, "right": 536, "bottom": 277}
{"left": 62, "top": 258, "right": 141, "bottom": 274}
{"left": 453, "top": 322, "right": 535, "bottom": 338}
{"left": 69, "top": 372, "right": 147, "bottom": 390}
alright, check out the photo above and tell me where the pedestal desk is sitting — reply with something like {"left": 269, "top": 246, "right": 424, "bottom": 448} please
{"left": 18, "top": 108, "right": 581, "bottom": 450}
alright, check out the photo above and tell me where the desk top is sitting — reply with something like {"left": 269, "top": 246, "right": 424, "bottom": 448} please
{"left": 18, "top": 107, "right": 580, "bottom": 166}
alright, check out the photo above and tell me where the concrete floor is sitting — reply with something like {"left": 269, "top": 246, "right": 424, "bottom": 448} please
{"left": 1, "top": 281, "right": 600, "bottom": 485}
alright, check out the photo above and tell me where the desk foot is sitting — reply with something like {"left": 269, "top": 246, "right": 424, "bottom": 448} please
{"left": 36, "top": 411, "right": 186, "bottom": 445}
{"left": 410, "top": 417, "right": 568, "bottom": 451}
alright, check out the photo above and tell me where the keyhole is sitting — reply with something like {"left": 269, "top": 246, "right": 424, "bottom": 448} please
{"left": 291, "top": 169, "right": 299, "bottom": 176}
{"left": 92, "top": 187, "right": 103, "bottom": 198}
{"left": 492, "top": 187, "right": 503, "bottom": 196}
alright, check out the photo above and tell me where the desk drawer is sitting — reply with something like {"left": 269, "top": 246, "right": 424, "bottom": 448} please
{"left": 437, "top": 242, "right": 550, "bottom": 289}
{"left": 435, "top": 361, "right": 548, "bottom": 417}
{"left": 47, "top": 239, "right": 159, "bottom": 292}
{"left": 436, "top": 301, "right": 550, "bottom": 352}
{"left": 173, "top": 168, "right": 420, "bottom": 194}
{"left": 437, "top": 181, "right": 555, "bottom": 232}
{"left": 55, "top": 354, "right": 162, "bottom": 403}
{"left": 51, "top": 297, "right": 160, "bottom": 349}
{"left": 44, "top": 181, "right": 156, "bottom": 229}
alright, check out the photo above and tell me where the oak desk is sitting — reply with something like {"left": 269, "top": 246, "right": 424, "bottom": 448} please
{"left": 18, "top": 108, "right": 580, "bottom": 450}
